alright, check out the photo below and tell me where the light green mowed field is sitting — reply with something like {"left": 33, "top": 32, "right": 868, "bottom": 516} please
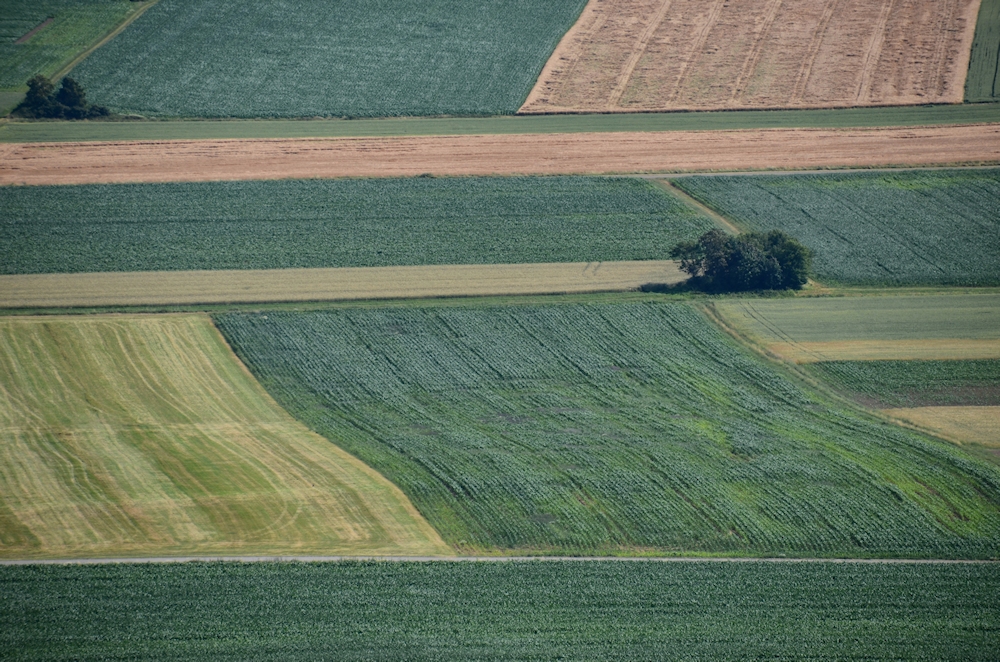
{"left": 0, "top": 314, "right": 448, "bottom": 559}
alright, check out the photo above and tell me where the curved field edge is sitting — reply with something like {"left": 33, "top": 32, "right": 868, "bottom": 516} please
{"left": 213, "top": 301, "right": 1000, "bottom": 559}
{"left": 3, "top": 561, "right": 999, "bottom": 659}
{"left": 2, "top": 104, "right": 999, "bottom": 143}
{"left": 0, "top": 314, "right": 449, "bottom": 560}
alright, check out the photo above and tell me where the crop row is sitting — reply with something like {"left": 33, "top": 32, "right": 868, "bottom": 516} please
{"left": 672, "top": 169, "right": 1000, "bottom": 286}
{"left": 966, "top": 0, "right": 1000, "bottom": 101}
{"left": 4, "top": 561, "right": 999, "bottom": 660}
{"left": 808, "top": 359, "right": 1000, "bottom": 408}
{"left": 0, "top": 176, "right": 713, "bottom": 274}
{"left": 214, "top": 302, "right": 1000, "bottom": 557}
{"left": 70, "top": 0, "right": 587, "bottom": 117}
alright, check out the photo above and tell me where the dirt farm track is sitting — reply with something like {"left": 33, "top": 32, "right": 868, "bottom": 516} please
{"left": 2, "top": 124, "right": 999, "bottom": 185}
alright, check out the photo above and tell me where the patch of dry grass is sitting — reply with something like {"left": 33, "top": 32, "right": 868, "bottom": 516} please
{"left": 0, "top": 314, "right": 449, "bottom": 559}
{"left": 0, "top": 261, "right": 684, "bottom": 309}
{"left": 884, "top": 407, "right": 1000, "bottom": 448}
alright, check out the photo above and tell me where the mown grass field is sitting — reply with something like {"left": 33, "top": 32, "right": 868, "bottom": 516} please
{"left": 215, "top": 301, "right": 1000, "bottom": 558}
{"left": 0, "top": 314, "right": 448, "bottom": 559}
{"left": 3, "top": 561, "right": 999, "bottom": 660}
{"left": 69, "top": 0, "right": 586, "bottom": 118}
{"left": 0, "top": 176, "right": 715, "bottom": 274}
{"left": 0, "top": 0, "right": 137, "bottom": 91}
{"left": 713, "top": 294, "right": 1000, "bottom": 363}
{"left": 0, "top": 262, "right": 685, "bottom": 309}
{"left": 3, "top": 103, "right": 1000, "bottom": 142}
{"left": 966, "top": 0, "right": 1000, "bottom": 102}
{"left": 673, "top": 169, "right": 1000, "bottom": 286}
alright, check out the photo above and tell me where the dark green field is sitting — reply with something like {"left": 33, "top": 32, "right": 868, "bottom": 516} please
{"left": 966, "top": 0, "right": 1000, "bottom": 102}
{"left": 0, "top": 176, "right": 716, "bottom": 274}
{"left": 68, "top": 0, "right": 585, "bottom": 118}
{"left": 672, "top": 169, "right": 1000, "bottom": 286}
{"left": 809, "top": 360, "right": 1000, "bottom": 409}
{"left": 214, "top": 301, "right": 1000, "bottom": 558}
{"left": 3, "top": 561, "right": 998, "bottom": 661}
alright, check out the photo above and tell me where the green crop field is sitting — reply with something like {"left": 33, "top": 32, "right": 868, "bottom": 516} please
{"left": 0, "top": 0, "right": 137, "bottom": 90}
{"left": 967, "top": 0, "right": 1000, "bottom": 102}
{"left": 3, "top": 561, "right": 999, "bottom": 660}
{"left": 68, "top": 0, "right": 586, "bottom": 118}
{"left": 0, "top": 314, "right": 448, "bottom": 559}
{"left": 808, "top": 360, "right": 1000, "bottom": 409}
{"left": 0, "top": 176, "right": 715, "bottom": 275}
{"left": 214, "top": 301, "right": 1000, "bottom": 558}
{"left": 672, "top": 169, "right": 1000, "bottom": 286}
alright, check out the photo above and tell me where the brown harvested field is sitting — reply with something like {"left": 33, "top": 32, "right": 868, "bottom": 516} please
{"left": 0, "top": 261, "right": 684, "bottom": 309}
{"left": 521, "top": 0, "right": 981, "bottom": 113}
{"left": 2, "top": 125, "right": 999, "bottom": 185}
{"left": 884, "top": 407, "right": 1000, "bottom": 447}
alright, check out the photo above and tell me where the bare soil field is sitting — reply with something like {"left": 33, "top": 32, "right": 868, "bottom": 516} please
{"left": 0, "top": 261, "right": 683, "bottom": 309}
{"left": 1, "top": 125, "right": 998, "bottom": 185}
{"left": 885, "top": 406, "right": 1000, "bottom": 447}
{"left": 521, "top": 0, "right": 981, "bottom": 113}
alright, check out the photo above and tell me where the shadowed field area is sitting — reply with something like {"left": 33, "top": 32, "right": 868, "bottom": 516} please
{"left": 0, "top": 314, "right": 448, "bottom": 559}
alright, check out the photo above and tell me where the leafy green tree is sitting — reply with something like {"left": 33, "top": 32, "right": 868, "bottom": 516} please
{"left": 670, "top": 229, "right": 811, "bottom": 292}
{"left": 14, "top": 75, "right": 109, "bottom": 119}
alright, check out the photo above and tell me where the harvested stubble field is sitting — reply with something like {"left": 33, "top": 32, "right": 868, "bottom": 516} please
{"left": 521, "top": 0, "right": 981, "bottom": 113}
{"left": 884, "top": 407, "right": 1000, "bottom": 448}
{"left": 0, "top": 177, "right": 713, "bottom": 274}
{"left": 713, "top": 294, "right": 1000, "bottom": 363}
{"left": 3, "top": 125, "right": 999, "bottom": 186}
{"left": 4, "top": 562, "right": 1000, "bottom": 660}
{"left": 215, "top": 302, "right": 1000, "bottom": 558}
{"left": 0, "top": 314, "right": 448, "bottom": 559}
{"left": 69, "top": 0, "right": 586, "bottom": 118}
{"left": 673, "top": 169, "right": 1000, "bottom": 286}
{"left": 0, "top": 262, "right": 684, "bottom": 309}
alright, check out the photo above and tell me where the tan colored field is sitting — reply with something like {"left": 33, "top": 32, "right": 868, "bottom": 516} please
{"left": 521, "top": 0, "right": 981, "bottom": 113}
{"left": 0, "top": 261, "right": 683, "bottom": 309}
{"left": 1, "top": 124, "right": 998, "bottom": 185}
{"left": 0, "top": 315, "right": 449, "bottom": 559}
{"left": 766, "top": 339, "right": 1000, "bottom": 363}
{"left": 884, "top": 407, "right": 1000, "bottom": 447}
{"left": 714, "top": 294, "right": 1000, "bottom": 363}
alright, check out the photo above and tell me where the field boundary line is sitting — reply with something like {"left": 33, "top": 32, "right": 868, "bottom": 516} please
{"left": 50, "top": 0, "right": 161, "bottom": 82}
{"left": 2, "top": 555, "right": 996, "bottom": 566}
{"left": 653, "top": 180, "right": 743, "bottom": 234}
{"left": 855, "top": 0, "right": 895, "bottom": 103}
{"left": 606, "top": 0, "right": 674, "bottom": 109}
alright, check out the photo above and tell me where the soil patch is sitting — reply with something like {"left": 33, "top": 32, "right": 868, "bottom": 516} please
{"left": 521, "top": 0, "right": 981, "bottom": 113}
{"left": 1, "top": 124, "right": 998, "bottom": 185}
{"left": 14, "top": 17, "right": 54, "bottom": 45}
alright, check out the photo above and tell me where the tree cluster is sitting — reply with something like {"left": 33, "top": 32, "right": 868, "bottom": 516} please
{"left": 14, "top": 75, "right": 109, "bottom": 119}
{"left": 670, "top": 229, "right": 812, "bottom": 292}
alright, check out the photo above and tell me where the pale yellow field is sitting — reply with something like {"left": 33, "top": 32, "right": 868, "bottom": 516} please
{"left": 0, "top": 315, "right": 450, "bottom": 559}
{"left": 884, "top": 407, "right": 1000, "bottom": 448}
{"left": 713, "top": 295, "right": 1000, "bottom": 363}
{"left": 0, "top": 261, "right": 684, "bottom": 309}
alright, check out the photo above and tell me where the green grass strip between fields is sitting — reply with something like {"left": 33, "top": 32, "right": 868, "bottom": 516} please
{"left": 2, "top": 103, "right": 999, "bottom": 142}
